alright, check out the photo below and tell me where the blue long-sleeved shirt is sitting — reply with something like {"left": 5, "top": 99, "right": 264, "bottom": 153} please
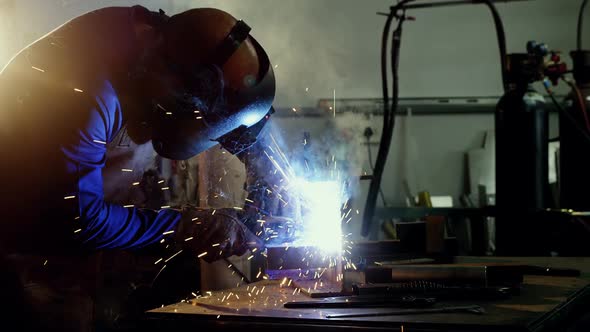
{"left": 0, "top": 6, "right": 181, "bottom": 254}
{"left": 61, "top": 79, "right": 181, "bottom": 249}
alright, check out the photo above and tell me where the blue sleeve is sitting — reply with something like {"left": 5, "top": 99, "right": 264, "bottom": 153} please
{"left": 61, "top": 81, "right": 181, "bottom": 250}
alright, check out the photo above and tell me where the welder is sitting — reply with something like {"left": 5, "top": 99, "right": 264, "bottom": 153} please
{"left": 0, "top": 5, "right": 278, "bottom": 331}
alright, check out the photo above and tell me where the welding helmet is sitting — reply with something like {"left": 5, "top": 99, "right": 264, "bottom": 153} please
{"left": 150, "top": 8, "right": 275, "bottom": 160}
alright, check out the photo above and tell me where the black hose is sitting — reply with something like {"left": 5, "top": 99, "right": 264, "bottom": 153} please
{"left": 366, "top": 137, "right": 389, "bottom": 206}
{"left": 480, "top": 0, "right": 509, "bottom": 92}
{"left": 362, "top": 7, "right": 407, "bottom": 237}
{"left": 578, "top": 0, "right": 588, "bottom": 50}
{"left": 361, "top": 9, "right": 396, "bottom": 237}
{"left": 362, "top": 0, "right": 508, "bottom": 237}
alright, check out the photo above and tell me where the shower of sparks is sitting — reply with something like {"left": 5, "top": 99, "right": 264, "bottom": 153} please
{"left": 166, "top": 112, "right": 172, "bottom": 115}
{"left": 154, "top": 258, "right": 163, "bottom": 265}
{"left": 198, "top": 252, "right": 208, "bottom": 258}
{"left": 93, "top": 139, "right": 107, "bottom": 144}
{"left": 269, "top": 134, "right": 295, "bottom": 178}
{"left": 161, "top": 187, "right": 169, "bottom": 190}
{"left": 123, "top": 204, "right": 134, "bottom": 208}
{"left": 164, "top": 249, "right": 183, "bottom": 263}
{"left": 121, "top": 168, "right": 133, "bottom": 172}
{"left": 44, "top": 260, "right": 48, "bottom": 266}
{"left": 184, "top": 237, "right": 194, "bottom": 241}
{"left": 31, "top": 66, "right": 45, "bottom": 72}
{"left": 263, "top": 150, "right": 290, "bottom": 181}
{"left": 64, "top": 195, "right": 75, "bottom": 200}
{"left": 161, "top": 205, "right": 171, "bottom": 209}
{"left": 74, "top": 88, "right": 83, "bottom": 93}
{"left": 292, "top": 108, "right": 297, "bottom": 112}
{"left": 132, "top": 182, "right": 140, "bottom": 186}
{"left": 246, "top": 126, "right": 354, "bottom": 277}
{"left": 153, "top": 264, "right": 167, "bottom": 283}
{"left": 162, "top": 230, "right": 174, "bottom": 235}
{"left": 74, "top": 228, "right": 81, "bottom": 233}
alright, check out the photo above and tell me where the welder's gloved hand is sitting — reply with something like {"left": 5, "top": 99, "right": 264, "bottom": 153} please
{"left": 174, "top": 207, "right": 264, "bottom": 263}
{"left": 261, "top": 216, "right": 301, "bottom": 245}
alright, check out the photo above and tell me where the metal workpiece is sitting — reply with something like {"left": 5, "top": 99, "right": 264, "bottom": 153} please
{"left": 265, "top": 245, "right": 342, "bottom": 282}
{"left": 146, "top": 272, "right": 590, "bottom": 332}
{"left": 266, "top": 246, "right": 331, "bottom": 270}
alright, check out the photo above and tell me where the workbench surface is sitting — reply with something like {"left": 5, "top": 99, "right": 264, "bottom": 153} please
{"left": 145, "top": 273, "right": 590, "bottom": 331}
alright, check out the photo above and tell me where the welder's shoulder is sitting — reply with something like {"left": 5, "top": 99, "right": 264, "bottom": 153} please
{"left": 62, "top": 78, "right": 124, "bottom": 145}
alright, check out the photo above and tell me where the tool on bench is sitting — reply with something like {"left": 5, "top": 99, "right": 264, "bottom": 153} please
{"left": 284, "top": 295, "right": 436, "bottom": 309}
{"left": 324, "top": 304, "right": 486, "bottom": 319}
{"left": 352, "top": 281, "right": 514, "bottom": 300}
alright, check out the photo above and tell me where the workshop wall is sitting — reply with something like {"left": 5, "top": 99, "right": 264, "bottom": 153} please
{"left": 0, "top": 0, "right": 582, "bottom": 239}
{"left": 0, "top": 0, "right": 583, "bottom": 103}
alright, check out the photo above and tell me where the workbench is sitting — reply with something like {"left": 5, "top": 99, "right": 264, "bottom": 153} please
{"left": 143, "top": 257, "right": 590, "bottom": 331}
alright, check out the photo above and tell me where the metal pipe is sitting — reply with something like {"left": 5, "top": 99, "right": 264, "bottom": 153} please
{"left": 399, "top": 0, "right": 530, "bottom": 10}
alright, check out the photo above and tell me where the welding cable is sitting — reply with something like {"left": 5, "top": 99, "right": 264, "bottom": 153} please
{"left": 545, "top": 86, "right": 590, "bottom": 146}
{"left": 365, "top": 136, "right": 389, "bottom": 206}
{"left": 578, "top": 0, "right": 589, "bottom": 51}
{"left": 480, "top": 0, "right": 508, "bottom": 93}
{"left": 363, "top": 0, "right": 508, "bottom": 236}
{"left": 362, "top": 6, "right": 396, "bottom": 237}
{"left": 362, "top": 4, "right": 408, "bottom": 237}
{"left": 562, "top": 77, "right": 590, "bottom": 132}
